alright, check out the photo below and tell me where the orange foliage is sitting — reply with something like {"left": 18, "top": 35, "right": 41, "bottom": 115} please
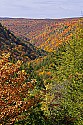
{"left": 0, "top": 18, "right": 80, "bottom": 52}
{"left": 0, "top": 53, "right": 42, "bottom": 124}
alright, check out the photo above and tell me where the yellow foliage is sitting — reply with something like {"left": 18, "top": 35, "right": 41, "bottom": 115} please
{"left": 39, "top": 71, "right": 45, "bottom": 76}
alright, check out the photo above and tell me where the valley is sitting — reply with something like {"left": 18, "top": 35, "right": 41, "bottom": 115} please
{"left": 0, "top": 17, "right": 83, "bottom": 125}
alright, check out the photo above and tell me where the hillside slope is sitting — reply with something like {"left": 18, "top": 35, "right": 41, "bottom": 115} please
{"left": 0, "top": 18, "right": 83, "bottom": 125}
{"left": 27, "top": 20, "right": 83, "bottom": 125}
{"left": 0, "top": 17, "right": 82, "bottom": 52}
{"left": 0, "top": 23, "right": 46, "bottom": 62}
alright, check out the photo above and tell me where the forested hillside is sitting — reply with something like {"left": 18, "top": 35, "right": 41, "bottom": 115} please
{"left": 0, "top": 23, "right": 46, "bottom": 124}
{"left": 0, "top": 23, "right": 47, "bottom": 61}
{"left": 0, "top": 18, "right": 80, "bottom": 51}
{"left": 0, "top": 17, "right": 83, "bottom": 125}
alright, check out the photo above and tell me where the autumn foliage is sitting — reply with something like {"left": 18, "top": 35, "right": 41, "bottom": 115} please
{"left": 0, "top": 18, "right": 80, "bottom": 52}
{"left": 0, "top": 53, "right": 43, "bottom": 124}
{"left": 0, "top": 17, "right": 83, "bottom": 125}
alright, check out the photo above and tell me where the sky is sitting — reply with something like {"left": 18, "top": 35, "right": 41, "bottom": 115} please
{"left": 0, "top": 0, "right": 83, "bottom": 19}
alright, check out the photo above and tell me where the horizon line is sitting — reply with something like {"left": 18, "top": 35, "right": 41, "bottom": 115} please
{"left": 0, "top": 16, "right": 82, "bottom": 20}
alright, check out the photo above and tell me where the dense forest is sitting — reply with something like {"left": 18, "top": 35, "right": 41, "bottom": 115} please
{"left": 0, "top": 17, "right": 83, "bottom": 125}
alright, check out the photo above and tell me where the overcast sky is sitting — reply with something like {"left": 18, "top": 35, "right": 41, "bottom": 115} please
{"left": 0, "top": 0, "right": 83, "bottom": 19}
